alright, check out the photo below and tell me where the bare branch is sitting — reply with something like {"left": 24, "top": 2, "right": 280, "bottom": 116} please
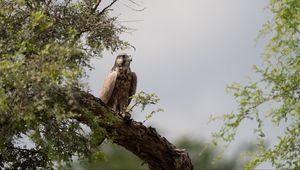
{"left": 98, "top": 0, "right": 118, "bottom": 16}
{"left": 127, "top": 0, "right": 141, "bottom": 6}
{"left": 122, "top": 2, "right": 146, "bottom": 12}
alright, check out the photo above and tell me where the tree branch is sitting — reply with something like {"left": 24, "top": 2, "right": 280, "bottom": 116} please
{"left": 98, "top": 0, "right": 118, "bottom": 16}
{"left": 76, "top": 92, "right": 193, "bottom": 170}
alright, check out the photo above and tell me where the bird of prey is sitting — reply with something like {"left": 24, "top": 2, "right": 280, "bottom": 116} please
{"left": 99, "top": 53, "right": 137, "bottom": 113}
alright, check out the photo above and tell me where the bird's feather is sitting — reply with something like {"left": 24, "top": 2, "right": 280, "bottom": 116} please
{"left": 99, "top": 70, "right": 118, "bottom": 104}
{"left": 128, "top": 72, "right": 137, "bottom": 105}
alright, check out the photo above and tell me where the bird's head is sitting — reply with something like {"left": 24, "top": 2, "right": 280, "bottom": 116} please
{"left": 113, "top": 53, "right": 132, "bottom": 70}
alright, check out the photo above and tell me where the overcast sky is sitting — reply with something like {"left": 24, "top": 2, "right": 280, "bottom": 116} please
{"left": 87, "top": 0, "right": 282, "bottom": 168}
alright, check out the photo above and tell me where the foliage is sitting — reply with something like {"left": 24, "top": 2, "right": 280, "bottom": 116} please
{"left": 72, "top": 137, "right": 244, "bottom": 170}
{"left": 72, "top": 141, "right": 149, "bottom": 170}
{"left": 212, "top": 0, "right": 300, "bottom": 169}
{"left": 0, "top": 0, "right": 129, "bottom": 169}
{"left": 128, "top": 91, "right": 164, "bottom": 123}
{"left": 176, "top": 138, "right": 244, "bottom": 170}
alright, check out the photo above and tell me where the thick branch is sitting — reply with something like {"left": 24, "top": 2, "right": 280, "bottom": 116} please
{"left": 77, "top": 92, "right": 193, "bottom": 170}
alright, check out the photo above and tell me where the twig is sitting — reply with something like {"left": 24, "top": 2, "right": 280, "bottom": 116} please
{"left": 127, "top": 102, "right": 138, "bottom": 112}
{"left": 92, "top": 0, "right": 102, "bottom": 11}
{"left": 122, "top": 2, "right": 146, "bottom": 12}
{"left": 98, "top": 0, "right": 118, "bottom": 16}
{"left": 127, "top": 0, "right": 141, "bottom": 6}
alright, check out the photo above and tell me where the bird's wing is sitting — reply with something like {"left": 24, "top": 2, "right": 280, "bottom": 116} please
{"left": 128, "top": 72, "right": 137, "bottom": 105}
{"left": 99, "top": 70, "right": 118, "bottom": 104}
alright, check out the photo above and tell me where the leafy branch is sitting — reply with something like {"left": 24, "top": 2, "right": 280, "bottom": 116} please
{"left": 127, "top": 91, "right": 164, "bottom": 123}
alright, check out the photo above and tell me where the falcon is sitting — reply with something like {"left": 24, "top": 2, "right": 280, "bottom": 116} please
{"left": 99, "top": 53, "right": 137, "bottom": 113}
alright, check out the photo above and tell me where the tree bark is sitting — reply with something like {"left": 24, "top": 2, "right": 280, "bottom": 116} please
{"left": 77, "top": 92, "right": 194, "bottom": 170}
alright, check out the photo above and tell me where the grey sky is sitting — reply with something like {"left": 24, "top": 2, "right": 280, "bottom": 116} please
{"left": 87, "top": 0, "right": 282, "bottom": 168}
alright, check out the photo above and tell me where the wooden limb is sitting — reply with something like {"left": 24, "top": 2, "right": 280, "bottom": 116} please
{"left": 77, "top": 92, "right": 194, "bottom": 170}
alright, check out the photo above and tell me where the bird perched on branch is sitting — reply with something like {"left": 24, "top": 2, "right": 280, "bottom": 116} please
{"left": 99, "top": 53, "right": 137, "bottom": 114}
